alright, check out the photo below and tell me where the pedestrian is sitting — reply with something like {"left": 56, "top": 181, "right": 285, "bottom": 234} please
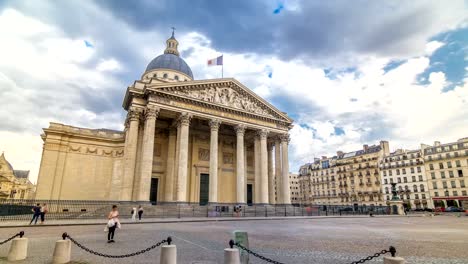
{"left": 131, "top": 207, "right": 137, "bottom": 221}
{"left": 138, "top": 205, "right": 143, "bottom": 220}
{"left": 105, "top": 205, "right": 120, "bottom": 243}
{"left": 40, "top": 203, "right": 48, "bottom": 224}
{"left": 29, "top": 203, "right": 41, "bottom": 225}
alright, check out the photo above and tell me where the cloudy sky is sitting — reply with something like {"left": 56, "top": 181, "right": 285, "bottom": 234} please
{"left": 0, "top": 1, "right": 467, "bottom": 183}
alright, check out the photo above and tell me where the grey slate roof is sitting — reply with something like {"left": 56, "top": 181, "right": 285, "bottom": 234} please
{"left": 146, "top": 53, "right": 193, "bottom": 79}
{"left": 13, "top": 170, "right": 29, "bottom": 179}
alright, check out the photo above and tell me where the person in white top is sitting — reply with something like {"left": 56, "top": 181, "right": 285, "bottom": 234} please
{"left": 131, "top": 207, "right": 137, "bottom": 221}
{"left": 106, "top": 205, "right": 120, "bottom": 243}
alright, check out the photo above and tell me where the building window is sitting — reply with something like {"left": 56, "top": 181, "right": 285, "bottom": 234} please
{"left": 420, "top": 184, "right": 425, "bottom": 192}
{"left": 415, "top": 194, "right": 419, "bottom": 199}
{"left": 422, "top": 194, "right": 426, "bottom": 199}
{"left": 442, "top": 181, "right": 448, "bottom": 188}
{"left": 462, "top": 190, "right": 467, "bottom": 196}
{"left": 383, "top": 171, "right": 386, "bottom": 176}
{"left": 453, "top": 191, "right": 458, "bottom": 196}
{"left": 397, "top": 177, "right": 401, "bottom": 183}
{"left": 450, "top": 181, "right": 456, "bottom": 188}
{"left": 447, "top": 161, "right": 452, "bottom": 168}
{"left": 410, "top": 168, "right": 414, "bottom": 173}
{"left": 434, "top": 191, "right": 439, "bottom": 197}
{"left": 449, "top": 171, "right": 454, "bottom": 178}
{"left": 456, "top": 160, "right": 461, "bottom": 167}
{"left": 458, "top": 170, "right": 464, "bottom": 177}
{"left": 384, "top": 179, "right": 388, "bottom": 184}
{"left": 417, "top": 167, "right": 421, "bottom": 173}
{"left": 402, "top": 168, "right": 406, "bottom": 174}
{"left": 396, "top": 169, "right": 400, "bottom": 175}
{"left": 429, "top": 164, "right": 434, "bottom": 170}
{"left": 406, "top": 194, "right": 410, "bottom": 200}
{"left": 430, "top": 173, "right": 435, "bottom": 179}
{"left": 174, "top": 75, "right": 179, "bottom": 81}
{"left": 441, "top": 171, "right": 446, "bottom": 179}
{"left": 390, "top": 178, "right": 394, "bottom": 183}
{"left": 418, "top": 175, "right": 423, "bottom": 181}
{"left": 433, "top": 182, "right": 438, "bottom": 189}
{"left": 389, "top": 170, "right": 393, "bottom": 176}
{"left": 460, "top": 180, "right": 465, "bottom": 188}
{"left": 403, "top": 177, "right": 407, "bottom": 183}
{"left": 439, "top": 163, "right": 444, "bottom": 169}
{"left": 413, "top": 185, "right": 418, "bottom": 192}
{"left": 412, "top": 176, "right": 416, "bottom": 182}
{"left": 385, "top": 187, "right": 389, "bottom": 194}
{"left": 163, "top": 73, "right": 168, "bottom": 78}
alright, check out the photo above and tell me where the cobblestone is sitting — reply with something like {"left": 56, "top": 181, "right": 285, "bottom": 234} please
{"left": 0, "top": 215, "right": 466, "bottom": 263}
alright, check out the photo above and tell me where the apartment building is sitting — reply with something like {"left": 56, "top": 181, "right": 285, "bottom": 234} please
{"left": 303, "top": 141, "right": 389, "bottom": 207}
{"left": 380, "top": 149, "right": 433, "bottom": 209}
{"left": 422, "top": 138, "right": 468, "bottom": 209}
{"left": 289, "top": 173, "right": 301, "bottom": 205}
{"left": 298, "top": 164, "right": 312, "bottom": 205}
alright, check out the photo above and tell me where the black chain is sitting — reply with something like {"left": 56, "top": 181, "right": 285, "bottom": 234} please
{"left": 0, "top": 231, "right": 24, "bottom": 245}
{"left": 349, "top": 246, "right": 396, "bottom": 264}
{"left": 63, "top": 233, "right": 171, "bottom": 258}
{"left": 233, "top": 241, "right": 285, "bottom": 264}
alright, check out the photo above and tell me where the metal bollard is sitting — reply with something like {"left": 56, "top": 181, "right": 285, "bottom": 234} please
{"left": 8, "top": 231, "right": 28, "bottom": 261}
{"left": 224, "top": 240, "right": 241, "bottom": 264}
{"left": 52, "top": 233, "right": 71, "bottom": 264}
{"left": 160, "top": 237, "right": 176, "bottom": 264}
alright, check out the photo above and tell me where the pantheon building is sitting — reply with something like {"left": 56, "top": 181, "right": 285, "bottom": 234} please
{"left": 35, "top": 33, "right": 293, "bottom": 205}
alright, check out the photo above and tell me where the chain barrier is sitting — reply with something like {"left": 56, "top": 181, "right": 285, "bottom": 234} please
{"left": 230, "top": 240, "right": 285, "bottom": 264}
{"left": 349, "top": 246, "right": 396, "bottom": 264}
{"left": 62, "top": 232, "right": 171, "bottom": 258}
{"left": 0, "top": 231, "right": 24, "bottom": 245}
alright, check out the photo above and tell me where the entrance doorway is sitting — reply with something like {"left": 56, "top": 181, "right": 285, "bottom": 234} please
{"left": 150, "top": 178, "right": 159, "bottom": 205}
{"left": 199, "top": 173, "right": 209, "bottom": 206}
{"left": 247, "top": 184, "right": 253, "bottom": 205}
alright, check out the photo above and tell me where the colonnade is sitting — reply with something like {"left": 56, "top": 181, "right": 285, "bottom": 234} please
{"left": 121, "top": 105, "right": 291, "bottom": 204}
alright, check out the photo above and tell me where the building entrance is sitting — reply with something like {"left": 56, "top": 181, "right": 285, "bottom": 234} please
{"left": 199, "top": 173, "right": 209, "bottom": 205}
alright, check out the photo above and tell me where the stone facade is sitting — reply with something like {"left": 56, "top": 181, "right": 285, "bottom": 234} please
{"left": 0, "top": 153, "right": 35, "bottom": 199}
{"left": 422, "top": 138, "right": 468, "bottom": 209}
{"left": 288, "top": 173, "right": 300, "bottom": 204}
{"left": 35, "top": 33, "right": 293, "bottom": 204}
{"left": 380, "top": 149, "right": 434, "bottom": 209}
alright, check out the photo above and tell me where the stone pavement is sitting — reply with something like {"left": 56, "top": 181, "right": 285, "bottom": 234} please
{"left": 0, "top": 215, "right": 466, "bottom": 264}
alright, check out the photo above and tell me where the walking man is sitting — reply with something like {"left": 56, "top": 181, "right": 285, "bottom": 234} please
{"left": 29, "top": 203, "right": 41, "bottom": 225}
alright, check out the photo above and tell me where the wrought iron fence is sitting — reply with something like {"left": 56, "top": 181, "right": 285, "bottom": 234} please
{"left": 0, "top": 199, "right": 391, "bottom": 221}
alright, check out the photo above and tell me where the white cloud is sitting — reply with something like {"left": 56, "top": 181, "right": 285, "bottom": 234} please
{"left": 425, "top": 41, "right": 445, "bottom": 55}
{"left": 96, "top": 58, "right": 122, "bottom": 72}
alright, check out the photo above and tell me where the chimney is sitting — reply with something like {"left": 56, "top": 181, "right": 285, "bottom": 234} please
{"left": 337, "top": 151, "right": 344, "bottom": 157}
{"left": 363, "top": 144, "right": 369, "bottom": 152}
{"left": 434, "top": 141, "right": 441, "bottom": 146}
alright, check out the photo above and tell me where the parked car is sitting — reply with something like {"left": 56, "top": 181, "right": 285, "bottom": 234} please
{"left": 445, "top": 206, "right": 464, "bottom": 212}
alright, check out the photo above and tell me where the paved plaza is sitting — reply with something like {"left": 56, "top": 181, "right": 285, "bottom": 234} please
{"left": 0, "top": 216, "right": 467, "bottom": 263}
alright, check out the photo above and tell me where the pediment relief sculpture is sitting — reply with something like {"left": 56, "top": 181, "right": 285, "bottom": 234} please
{"left": 169, "top": 86, "right": 274, "bottom": 118}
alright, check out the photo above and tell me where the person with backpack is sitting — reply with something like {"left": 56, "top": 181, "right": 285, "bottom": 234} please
{"left": 29, "top": 203, "right": 41, "bottom": 225}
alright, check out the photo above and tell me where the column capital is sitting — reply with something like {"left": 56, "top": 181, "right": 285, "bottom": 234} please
{"left": 257, "top": 129, "right": 269, "bottom": 140}
{"left": 234, "top": 124, "right": 246, "bottom": 136}
{"left": 177, "top": 112, "right": 192, "bottom": 127}
{"left": 144, "top": 105, "right": 160, "bottom": 120}
{"left": 127, "top": 107, "right": 143, "bottom": 122}
{"left": 209, "top": 119, "right": 222, "bottom": 131}
{"left": 280, "top": 133, "right": 290, "bottom": 143}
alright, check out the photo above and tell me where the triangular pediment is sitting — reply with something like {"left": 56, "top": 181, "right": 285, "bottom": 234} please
{"left": 149, "top": 78, "right": 292, "bottom": 123}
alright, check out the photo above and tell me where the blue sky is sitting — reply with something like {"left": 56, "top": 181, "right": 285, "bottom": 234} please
{"left": 0, "top": 1, "right": 467, "bottom": 182}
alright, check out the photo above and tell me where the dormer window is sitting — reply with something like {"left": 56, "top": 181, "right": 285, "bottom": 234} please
{"left": 163, "top": 73, "right": 168, "bottom": 78}
{"left": 153, "top": 73, "right": 157, "bottom": 78}
{"left": 174, "top": 75, "right": 179, "bottom": 81}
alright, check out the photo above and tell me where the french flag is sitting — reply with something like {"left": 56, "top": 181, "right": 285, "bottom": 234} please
{"left": 207, "top": 55, "right": 223, "bottom": 66}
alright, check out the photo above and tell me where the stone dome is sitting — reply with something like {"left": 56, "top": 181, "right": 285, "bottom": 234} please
{"left": 145, "top": 53, "right": 193, "bottom": 79}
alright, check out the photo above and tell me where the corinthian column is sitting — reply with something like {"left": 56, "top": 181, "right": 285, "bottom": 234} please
{"left": 268, "top": 143, "right": 275, "bottom": 204}
{"left": 254, "top": 135, "right": 260, "bottom": 203}
{"left": 121, "top": 107, "right": 142, "bottom": 201}
{"left": 176, "top": 113, "right": 191, "bottom": 203}
{"left": 137, "top": 105, "right": 159, "bottom": 201}
{"left": 259, "top": 129, "right": 269, "bottom": 204}
{"left": 164, "top": 128, "right": 177, "bottom": 202}
{"left": 209, "top": 119, "right": 221, "bottom": 204}
{"left": 235, "top": 124, "right": 246, "bottom": 204}
{"left": 281, "top": 134, "right": 291, "bottom": 204}
{"left": 275, "top": 139, "right": 282, "bottom": 204}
